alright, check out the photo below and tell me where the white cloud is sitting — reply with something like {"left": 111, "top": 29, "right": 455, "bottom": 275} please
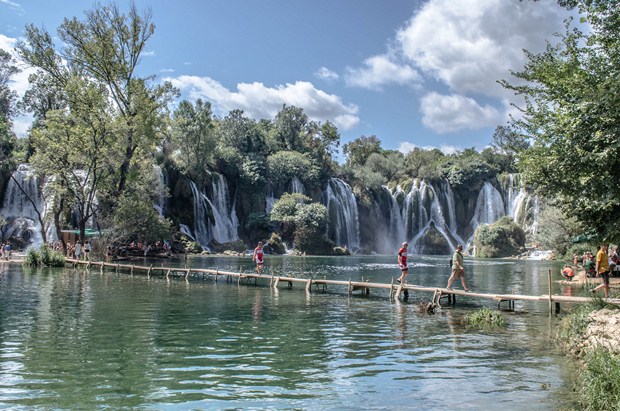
{"left": 167, "top": 75, "right": 360, "bottom": 130}
{"left": 160, "top": 68, "right": 175, "bottom": 73}
{"left": 142, "top": 50, "right": 155, "bottom": 56}
{"left": 315, "top": 66, "right": 339, "bottom": 81}
{"left": 420, "top": 92, "right": 502, "bottom": 134}
{"left": 397, "top": 0, "right": 570, "bottom": 98}
{"left": 0, "top": 0, "right": 21, "bottom": 9}
{"left": 398, "top": 141, "right": 459, "bottom": 155}
{"left": 345, "top": 54, "right": 420, "bottom": 90}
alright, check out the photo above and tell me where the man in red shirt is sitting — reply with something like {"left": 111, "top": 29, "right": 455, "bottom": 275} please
{"left": 397, "top": 242, "right": 409, "bottom": 284}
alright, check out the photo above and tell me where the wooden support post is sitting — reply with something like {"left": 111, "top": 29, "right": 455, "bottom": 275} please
{"left": 273, "top": 277, "right": 280, "bottom": 288}
{"left": 215, "top": 269, "right": 219, "bottom": 283}
{"left": 166, "top": 269, "right": 171, "bottom": 279}
{"left": 306, "top": 279, "right": 312, "bottom": 293}
{"left": 348, "top": 279, "right": 352, "bottom": 295}
{"left": 148, "top": 264, "right": 153, "bottom": 278}
{"left": 395, "top": 283, "right": 403, "bottom": 300}
{"left": 116, "top": 263, "right": 119, "bottom": 273}
{"left": 185, "top": 269, "right": 190, "bottom": 280}
{"left": 130, "top": 265, "right": 134, "bottom": 276}
{"left": 100, "top": 263, "right": 103, "bottom": 274}
{"left": 548, "top": 269, "right": 552, "bottom": 314}
{"left": 389, "top": 277, "right": 395, "bottom": 301}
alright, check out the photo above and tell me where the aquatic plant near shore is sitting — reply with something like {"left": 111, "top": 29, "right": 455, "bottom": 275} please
{"left": 463, "top": 307, "right": 505, "bottom": 327}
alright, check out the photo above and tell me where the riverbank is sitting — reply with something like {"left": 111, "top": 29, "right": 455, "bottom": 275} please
{"left": 557, "top": 302, "right": 620, "bottom": 409}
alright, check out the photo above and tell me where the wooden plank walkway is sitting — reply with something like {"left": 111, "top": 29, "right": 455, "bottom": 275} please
{"left": 66, "top": 259, "right": 620, "bottom": 312}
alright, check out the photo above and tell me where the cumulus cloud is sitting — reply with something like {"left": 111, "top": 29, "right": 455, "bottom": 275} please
{"left": 420, "top": 92, "right": 502, "bottom": 134}
{"left": 167, "top": 75, "right": 360, "bottom": 130}
{"left": 345, "top": 54, "right": 420, "bottom": 90}
{"left": 397, "top": 0, "right": 570, "bottom": 98}
{"left": 315, "top": 66, "right": 339, "bottom": 81}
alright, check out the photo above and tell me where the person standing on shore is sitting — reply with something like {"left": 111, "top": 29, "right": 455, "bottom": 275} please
{"left": 592, "top": 244, "right": 610, "bottom": 298}
{"left": 252, "top": 241, "right": 264, "bottom": 274}
{"left": 396, "top": 242, "right": 409, "bottom": 284}
{"left": 446, "top": 244, "right": 471, "bottom": 292}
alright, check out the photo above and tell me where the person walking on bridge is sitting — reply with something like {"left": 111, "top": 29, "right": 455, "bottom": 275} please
{"left": 396, "top": 242, "right": 409, "bottom": 284}
{"left": 446, "top": 244, "right": 471, "bottom": 292}
{"left": 252, "top": 241, "right": 264, "bottom": 274}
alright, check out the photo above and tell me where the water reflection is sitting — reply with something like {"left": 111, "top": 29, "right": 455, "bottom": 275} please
{"left": 0, "top": 256, "right": 577, "bottom": 409}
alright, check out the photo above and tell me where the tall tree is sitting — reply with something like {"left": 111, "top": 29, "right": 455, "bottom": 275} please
{"left": 0, "top": 49, "right": 18, "bottom": 173}
{"left": 18, "top": 2, "right": 176, "bottom": 197}
{"left": 501, "top": 0, "right": 620, "bottom": 242}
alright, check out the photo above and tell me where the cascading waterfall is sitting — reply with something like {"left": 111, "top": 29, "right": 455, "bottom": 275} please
{"left": 153, "top": 165, "right": 167, "bottom": 216}
{"left": 500, "top": 174, "right": 539, "bottom": 233}
{"left": 207, "top": 173, "right": 239, "bottom": 243}
{"left": 188, "top": 173, "right": 239, "bottom": 250}
{"left": 0, "top": 164, "right": 46, "bottom": 247}
{"left": 470, "top": 182, "right": 505, "bottom": 230}
{"left": 289, "top": 176, "right": 305, "bottom": 195}
{"left": 323, "top": 178, "right": 360, "bottom": 251}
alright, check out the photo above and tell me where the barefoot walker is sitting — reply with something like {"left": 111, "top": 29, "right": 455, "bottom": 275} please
{"left": 447, "top": 244, "right": 471, "bottom": 292}
{"left": 252, "top": 241, "right": 264, "bottom": 274}
{"left": 397, "top": 242, "right": 409, "bottom": 284}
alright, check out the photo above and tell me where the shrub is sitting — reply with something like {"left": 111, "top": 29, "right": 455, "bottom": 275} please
{"left": 463, "top": 307, "right": 505, "bottom": 327}
{"left": 23, "top": 245, "right": 65, "bottom": 267}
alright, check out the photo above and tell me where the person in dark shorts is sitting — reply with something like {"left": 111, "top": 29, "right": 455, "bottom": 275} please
{"left": 592, "top": 244, "right": 610, "bottom": 298}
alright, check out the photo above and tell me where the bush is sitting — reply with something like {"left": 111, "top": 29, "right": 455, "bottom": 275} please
{"left": 474, "top": 216, "right": 526, "bottom": 258}
{"left": 579, "top": 349, "right": 620, "bottom": 411}
{"left": 23, "top": 245, "right": 65, "bottom": 267}
{"left": 463, "top": 307, "right": 505, "bottom": 327}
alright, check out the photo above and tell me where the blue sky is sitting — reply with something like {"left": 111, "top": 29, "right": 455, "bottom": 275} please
{"left": 1, "top": 0, "right": 574, "bottom": 155}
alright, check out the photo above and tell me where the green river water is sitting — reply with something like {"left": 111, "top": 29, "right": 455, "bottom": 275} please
{"left": 0, "top": 254, "right": 580, "bottom": 410}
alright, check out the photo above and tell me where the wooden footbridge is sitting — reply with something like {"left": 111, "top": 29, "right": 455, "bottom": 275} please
{"left": 66, "top": 259, "right": 620, "bottom": 313}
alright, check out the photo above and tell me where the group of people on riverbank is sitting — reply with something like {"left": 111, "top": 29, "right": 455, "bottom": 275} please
{"left": 566, "top": 244, "right": 619, "bottom": 298}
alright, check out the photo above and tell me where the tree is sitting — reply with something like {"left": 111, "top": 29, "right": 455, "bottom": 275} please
{"left": 266, "top": 150, "right": 320, "bottom": 189}
{"left": 501, "top": 0, "right": 620, "bottom": 242}
{"left": 29, "top": 77, "right": 120, "bottom": 243}
{"left": 171, "top": 99, "right": 217, "bottom": 178}
{"left": 342, "top": 135, "right": 382, "bottom": 167}
{"left": 0, "top": 49, "right": 19, "bottom": 174}
{"left": 18, "top": 2, "right": 177, "bottom": 197}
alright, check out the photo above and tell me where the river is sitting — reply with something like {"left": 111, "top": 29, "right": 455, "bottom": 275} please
{"left": 0, "top": 254, "right": 579, "bottom": 409}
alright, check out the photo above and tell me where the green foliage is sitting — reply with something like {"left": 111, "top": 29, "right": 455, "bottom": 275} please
{"left": 463, "top": 307, "right": 505, "bottom": 327}
{"left": 23, "top": 245, "right": 65, "bottom": 267}
{"left": 534, "top": 204, "right": 584, "bottom": 258}
{"left": 474, "top": 216, "right": 526, "bottom": 258}
{"left": 442, "top": 150, "right": 500, "bottom": 189}
{"left": 171, "top": 99, "right": 217, "bottom": 178}
{"left": 501, "top": 0, "right": 620, "bottom": 242}
{"left": 267, "top": 150, "right": 319, "bottom": 188}
{"left": 270, "top": 193, "right": 311, "bottom": 224}
{"left": 343, "top": 135, "right": 382, "bottom": 167}
{"left": 403, "top": 147, "right": 446, "bottom": 180}
{"left": 110, "top": 191, "right": 173, "bottom": 244}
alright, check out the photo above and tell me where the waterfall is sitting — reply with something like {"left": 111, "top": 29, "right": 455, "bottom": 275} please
{"left": 470, "top": 182, "right": 505, "bottom": 229}
{"left": 323, "top": 178, "right": 360, "bottom": 250}
{"left": 265, "top": 183, "right": 276, "bottom": 214}
{"left": 153, "top": 165, "right": 167, "bottom": 216}
{"left": 499, "top": 173, "right": 539, "bottom": 234}
{"left": 189, "top": 181, "right": 212, "bottom": 249}
{"left": 207, "top": 173, "right": 239, "bottom": 243}
{"left": 289, "top": 176, "right": 305, "bottom": 195}
{"left": 188, "top": 173, "right": 239, "bottom": 249}
{"left": 0, "top": 164, "right": 46, "bottom": 247}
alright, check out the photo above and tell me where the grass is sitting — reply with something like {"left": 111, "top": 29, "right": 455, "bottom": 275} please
{"left": 463, "top": 307, "right": 505, "bottom": 327}
{"left": 556, "top": 302, "right": 620, "bottom": 410}
{"left": 578, "top": 348, "right": 620, "bottom": 410}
